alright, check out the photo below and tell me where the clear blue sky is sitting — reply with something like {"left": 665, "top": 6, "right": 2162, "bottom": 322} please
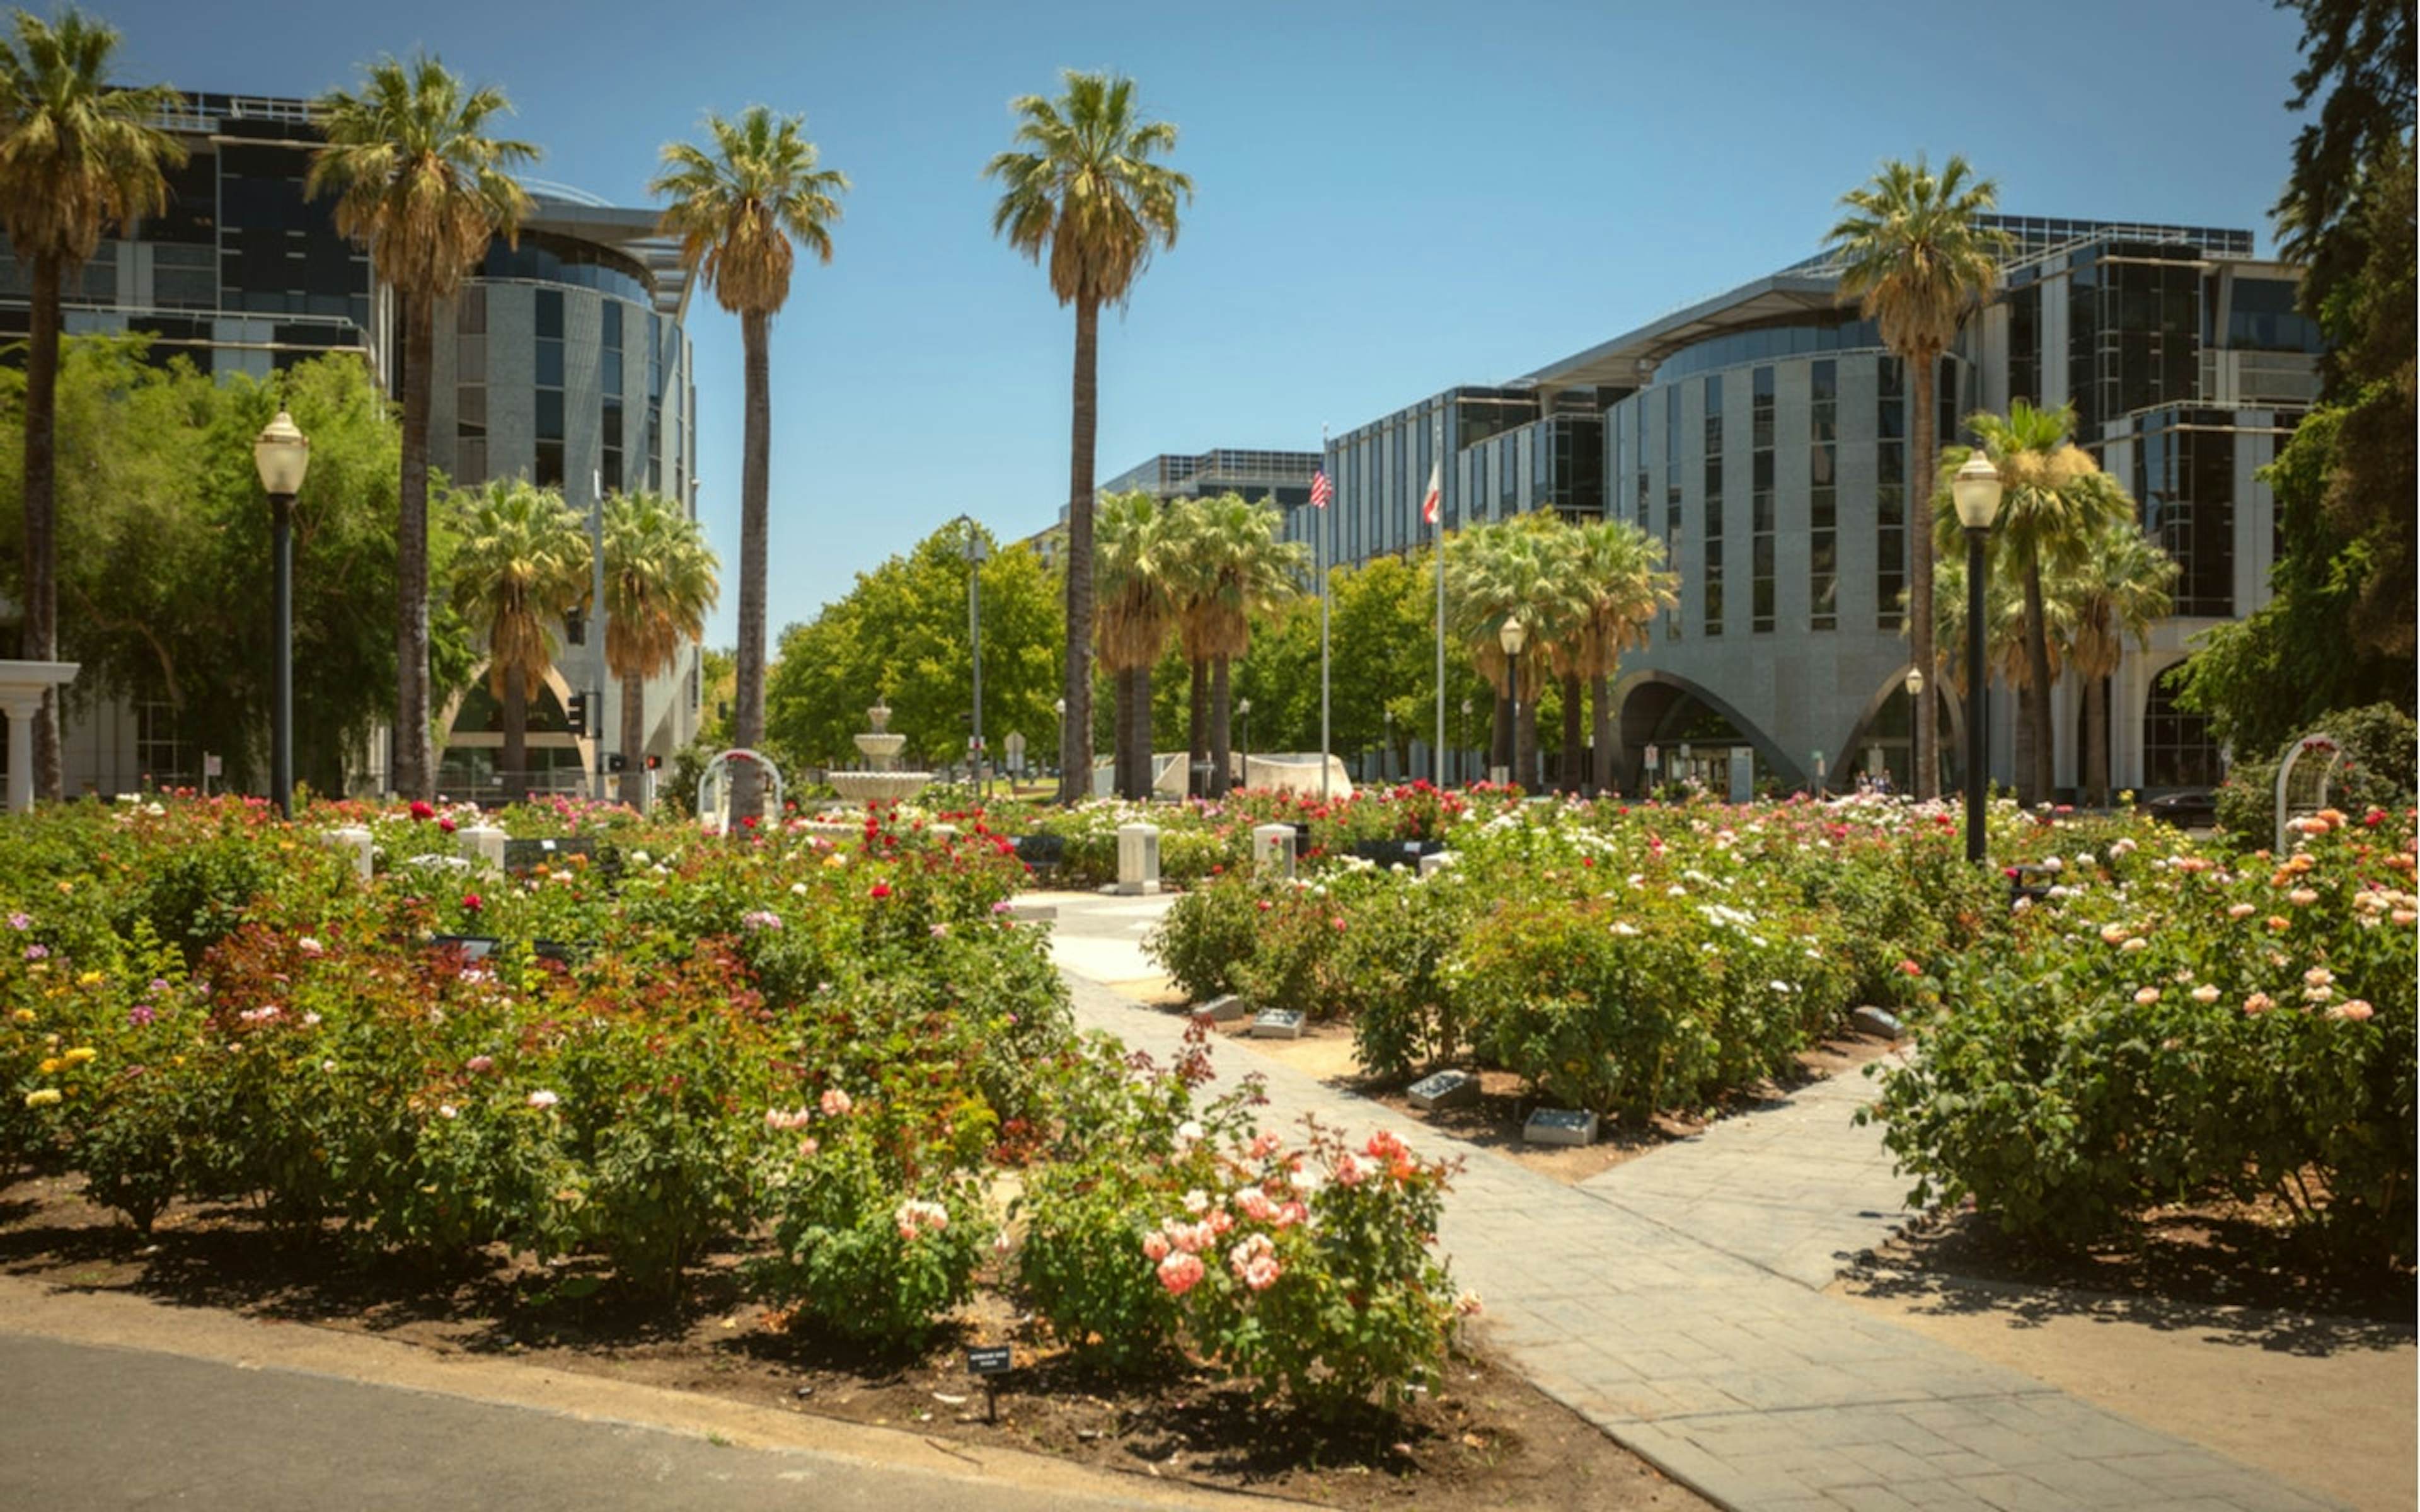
{"left": 100, "top": 0, "right": 2312, "bottom": 644}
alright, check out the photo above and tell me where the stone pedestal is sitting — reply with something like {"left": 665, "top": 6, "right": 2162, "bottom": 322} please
{"left": 0, "top": 661, "right": 79, "bottom": 814}
{"left": 1251, "top": 823, "right": 1296, "bottom": 880}
{"left": 1112, "top": 823, "right": 1161, "bottom": 896}
{"left": 324, "top": 825, "right": 374, "bottom": 881}
{"left": 456, "top": 824, "right": 507, "bottom": 872}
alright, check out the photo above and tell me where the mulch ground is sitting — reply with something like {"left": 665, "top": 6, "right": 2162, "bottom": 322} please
{"left": 0, "top": 1172, "right": 1708, "bottom": 1511}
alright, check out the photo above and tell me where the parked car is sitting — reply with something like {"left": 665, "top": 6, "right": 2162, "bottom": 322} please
{"left": 2143, "top": 787, "right": 2219, "bottom": 829}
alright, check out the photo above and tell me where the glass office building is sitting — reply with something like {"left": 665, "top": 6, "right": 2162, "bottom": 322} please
{"left": 0, "top": 93, "right": 703, "bottom": 799}
{"left": 1315, "top": 215, "right": 2321, "bottom": 800}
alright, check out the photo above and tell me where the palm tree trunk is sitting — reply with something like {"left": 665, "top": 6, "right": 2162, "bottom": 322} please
{"left": 1110, "top": 664, "right": 1133, "bottom": 799}
{"left": 1058, "top": 299, "right": 1100, "bottom": 806}
{"left": 1516, "top": 695, "right": 1539, "bottom": 793}
{"left": 2084, "top": 673, "right": 2107, "bottom": 808}
{"left": 729, "top": 307, "right": 772, "bottom": 827}
{"left": 393, "top": 291, "right": 439, "bottom": 803}
{"left": 1136, "top": 660, "right": 1157, "bottom": 799}
{"left": 1908, "top": 351, "right": 1939, "bottom": 802}
{"left": 2022, "top": 553, "right": 2054, "bottom": 803}
{"left": 1560, "top": 672, "right": 1583, "bottom": 794}
{"left": 1211, "top": 656, "right": 1233, "bottom": 798}
{"left": 22, "top": 255, "right": 61, "bottom": 801}
{"left": 1187, "top": 655, "right": 1207, "bottom": 796}
{"left": 620, "top": 670, "right": 647, "bottom": 811}
{"left": 1590, "top": 672, "right": 1615, "bottom": 794}
{"left": 500, "top": 665, "right": 527, "bottom": 802}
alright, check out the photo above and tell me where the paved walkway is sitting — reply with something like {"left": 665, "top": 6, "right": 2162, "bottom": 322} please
{"left": 1036, "top": 890, "right": 2349, "bottom": 1512}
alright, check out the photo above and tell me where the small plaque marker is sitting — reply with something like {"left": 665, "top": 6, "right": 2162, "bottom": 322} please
{"left": 1194, "top": 993, "right": 1248, "bottom": 1024}
{"left": 1407, "top": 1070, "right": 1480, "bottom": 1112}
{"left": 965, "top": 1344, "right": 1013, "bottom": 1424}
{"left": 1524, "top": 1108, "right": 1598, "bottom": 1147}
{"left": 1251, "top": 1009, "right": 1305, "bottom": 1040}
{"left": 1850, "top": 1005, "right": 1904, "bottom": 1041}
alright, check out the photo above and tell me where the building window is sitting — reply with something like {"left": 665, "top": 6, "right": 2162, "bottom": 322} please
{"left": 2143, "top": 664, "right": 2221, "bottom": 788}
{"left": 136, "top": 701, "right": 183, "bottom": 784}
{"left": 2137, "top": 415, "right": 2236, "bottom": 617}
{"left": 1664, "top": 389, "right": 1681, "bottom": 640}
{"left": 2008, "top": 284, "right": 2040, "bottom": 408}
{"left": 455, "top": 287, "right": 487, "bottom": 482}
{"left": 1702, "top": 374, "right": 1723, "bottom": 636}
{"left": 534, "top": 288, "right": 564, "bottom": 487}
{"left": 601, "top": 299, "right": 624, "bottom": 494}
{"left": 1876, "top": 356, "right": 1906, "bottom": 631}
{"left": 1809, "top": 359, "right": 1837, "bottom": 631}
{"left": 1749, "top": 366, "right": 1775, "bottom": 633}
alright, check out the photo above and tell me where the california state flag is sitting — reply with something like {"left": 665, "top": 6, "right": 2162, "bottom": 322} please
{"left": 1421, "top": 460, "right": 1441, "bottom": 525}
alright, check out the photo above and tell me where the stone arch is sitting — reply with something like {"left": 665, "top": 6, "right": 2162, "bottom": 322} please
{"left": 1833, "top": 665, "right": 1967, "bottom": 795}
{"left": 434, "top": 662, "right": 594, "bottom": 793}
{"left": 1610, "top": 670, "right": 1800, "bottom": 793}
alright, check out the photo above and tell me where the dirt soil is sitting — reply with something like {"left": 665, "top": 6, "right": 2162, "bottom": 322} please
{"left": 1835, "top": 1202, "right": 2417, "bottom": 1512}
{"left": 0, "top": 1174, "right": 1708, "bottom": 1512}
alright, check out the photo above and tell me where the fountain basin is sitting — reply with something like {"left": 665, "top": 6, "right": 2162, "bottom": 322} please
{"left": 827, "top": 770, "right": 934, "bottom": 805}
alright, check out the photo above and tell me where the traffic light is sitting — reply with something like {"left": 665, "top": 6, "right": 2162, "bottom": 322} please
{"left": 605, "top": 752, "right": 628, "bottom": 773}
{"left": 565, "top": 691, "right": 590, "bottom": 735}
{"left": 645, "top": 753, "right": 662, "bottom": 771}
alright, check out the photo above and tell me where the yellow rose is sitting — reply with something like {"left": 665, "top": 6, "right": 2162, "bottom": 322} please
{"left": 23, "top": 1087, "right": 60, "bottom": 1108}
{"left": 76, "top": 971, "right": 103, "bottom": 987}
{"left": 9, "top": 1008, "right": 33, "bottom": 1024}
{"left": 62, "top": 1046, "right": 96, "bottom": 1065}
{"left": 36, "top": 1057, "right": 60, "bottom": 1074}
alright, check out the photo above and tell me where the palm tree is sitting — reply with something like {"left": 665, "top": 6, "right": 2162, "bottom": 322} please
{"left": 0, "top": 8, "right": 183, "bottom": 800}
{"left": 986, "top": 72, "right": 1191, "bottom": 805}
{"left": 445, "top": 478, "right": 592, "bottom": 801}
{"left": 1935, "top": 401, "right": 2131, "bottom": 801}
{"left": 653, "top": 106, "right": 847, "bottom": 822}
{"left": 311, "top": 55, "right": 535, "bottom": 803}
{"left": 602, "top": 490, "right": 719, "bottom": 810}
{"left": 1166, "top": 492, "right": 1305, "bottom": 795}
{"left": 2058, "top": 522, "right": 2175, "bottom": 806}
{"left": 1093, "top": 490, "right": 1177, "bottom": 799}
{"left": 1570, "top": 519, "right": 1678, "bottom": 793}
{"left": 1825, "top": 155, "right": 2009, "bottom": 801}
{"left": 1446, "top": 517, "right": 1584, "bottom": 791}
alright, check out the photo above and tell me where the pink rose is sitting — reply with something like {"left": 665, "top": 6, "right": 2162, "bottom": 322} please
{"left": 820, "top": 1088, "right": 853, "bottom": 1117}
{"left": 1156, "top": 1251, "right": 1205, "bottom": 1297}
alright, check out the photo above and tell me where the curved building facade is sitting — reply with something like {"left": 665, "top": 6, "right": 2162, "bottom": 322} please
{"left": 1303, "top": 215, "right": 2322, "bottom": 801}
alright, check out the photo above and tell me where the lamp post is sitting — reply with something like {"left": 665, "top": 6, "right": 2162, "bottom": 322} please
{"left": 1903, "top": 666, "right": 1925, "bottom": 801}
{"left": 1381, "top": 707, "right": 1393, "bottom": 782}
{"left": 1951, "top": 452, "right": 2004, "bottom": 864}
{"left": 1458, "top": 696, "right": 1472, "bottom": 788}
{"left": 957, "top": 520, "right": 988, "bottom": 799}
{"left": 253, "top": 410, "right": 309, "bottom": 819}
{"left": 1237, "top": 697, "right": 1252, "bottom": 785}
{"left": 1052, "top": 697, "right": 1066, "bottom": 791}
{"left": 1498, "top": 617, "right": 1527, "bottom": 790}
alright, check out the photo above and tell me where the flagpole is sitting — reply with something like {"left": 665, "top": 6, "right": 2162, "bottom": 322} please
{"left": 1318, "top": 424, "right": 1331, "bottom": 804}
{"left": 1432, "top": 410, "right": 1447, "bottom": 788}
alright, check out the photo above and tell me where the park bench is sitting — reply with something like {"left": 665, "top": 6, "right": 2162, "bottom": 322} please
{"left": 1011, "top": 832, "right": 1067, "bottom": 881}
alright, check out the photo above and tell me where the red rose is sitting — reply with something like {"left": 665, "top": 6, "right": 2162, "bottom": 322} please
{"left": 461, "top": 893, "right": 483, "bottom": 912}
{"left": 437, "top": 816, "right": 457, "bottom": 833}
{"left": 1899, "top": 959, "right": 1922, "bottom": 976}
{"left": 409, "top": 800, "right": 435, "bottom": 822}
{"left": 870, "top": 882, "right": 892, "bottom": 900}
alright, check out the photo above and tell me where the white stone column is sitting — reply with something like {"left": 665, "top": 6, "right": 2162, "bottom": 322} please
{"left": 0, "top": 692, "right": 37, "bottom": 815}
{"left": 1251, "top": 823, "right": 1296, "bottom": 880}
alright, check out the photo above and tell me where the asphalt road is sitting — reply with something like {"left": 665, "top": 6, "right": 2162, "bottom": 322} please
{"left": 0, "top": 1332, "right": 1201, "bottom": 1511}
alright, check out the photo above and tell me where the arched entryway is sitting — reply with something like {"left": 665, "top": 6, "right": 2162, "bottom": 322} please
{"left": 1835, "top": 667, "right": 1966, "bottom": 796}
{"left": 436, "top": 666, "right": 592, "bottom": 799}
{"left": 1613, "top": 673, "right": 1796, "bottom": 796}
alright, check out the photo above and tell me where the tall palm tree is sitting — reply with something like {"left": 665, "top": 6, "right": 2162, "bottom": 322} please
{"left": 2058, "top": 521, "right": 2175, "bottom": 806}
{"left": 1570, "top": 519, "right": 1678, "bottom": 793}
{"left": 1935, "top": 401, "right": 2131, "bottom": 801}
{"left": 311, "top": 55, "right": 535, "bottom": 803}
{"left": 445, "top": 478, "right": 592, "bottom": 801}
{"left": 986, "top": 72, "right": 1191, "bottom": 805}
{"left": 1167, "top": 491, "right": 1305, "bottom": 795}
{"left": 653, "top": 106, "right": 847, "bottom": 823}
{"left": 1825, "top": 154, "right": 2008, "bottom": 801}
{"left": 602, "top": 489, "right": 719, "bottom": 810}
{"left": 0, "top": 8, "right": 182, "bottom": 800}
{"left": 1446, "top": 517, "right": 1584, "bottom": 791}
{"left": 1093, "top": 490, "right": 1177, "bottom": 799}
{"left": 1161, "top": 495, "right": 1216, "bottom": 795}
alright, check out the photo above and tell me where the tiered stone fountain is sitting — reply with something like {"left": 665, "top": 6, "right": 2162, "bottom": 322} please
{"left": 825, "top": 703, "right": 933, "bottom": 805}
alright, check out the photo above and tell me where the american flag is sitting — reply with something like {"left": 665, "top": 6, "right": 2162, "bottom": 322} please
{"left": 1309, "top": 469, "right": 1332, "bottom": 508}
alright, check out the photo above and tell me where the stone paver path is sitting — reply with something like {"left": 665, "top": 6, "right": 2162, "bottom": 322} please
{"left": 1035, "top": 890, "right": 2348, "bottom": 1512}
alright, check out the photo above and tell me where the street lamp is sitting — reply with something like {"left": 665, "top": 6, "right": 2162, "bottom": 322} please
{"left": 1951, "top": 451, "right": 2005, "bottom": 864}
{"left": 1498, "top": 616, "right": 1528, "bottom": 789}
{"left": 1459, "top": 696, "right": 1473, "bottom": 788}
{"left": 253, "top": 410, "right": 309, "bottom": 819}
{"left": 1903, "top": 665, "right": 1925, "bottom": 802}
{"left": 1237, "top": 697, "right": 1252, "bottom": 786}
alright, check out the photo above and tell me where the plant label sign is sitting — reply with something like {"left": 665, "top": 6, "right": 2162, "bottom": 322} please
{"left": 1252, "top": 1009, "right": 1305, "bottom": 1040}
{"left": 1407, "top": 1070, "right": 1480, "bottom": 1111}
{"left": 965, "top": 1345, "right": 1013, "bottom": 1377}
{"left": 1524, "top": 1108, "right": 1598, "bottom": 1147}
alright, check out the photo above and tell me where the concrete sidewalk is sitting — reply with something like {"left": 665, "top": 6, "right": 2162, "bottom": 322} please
{"left": 1040, "top": 890, "right": 2348, "bottom": 1512}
